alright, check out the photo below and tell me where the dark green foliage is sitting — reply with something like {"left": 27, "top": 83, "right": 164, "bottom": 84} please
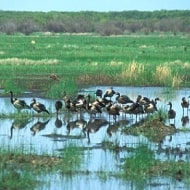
{"left": 0, "top": 10, "right": 190, "bottom": 35}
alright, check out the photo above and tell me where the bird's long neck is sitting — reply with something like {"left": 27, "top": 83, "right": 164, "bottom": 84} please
{"left": 30, "top": 99, "right": 36, "bottom": 107}
{"left": 116, "top": 93, "right": 120, "bottom": 100}
{"left": 10, "top": 92, "right": 14, "bottom": 104}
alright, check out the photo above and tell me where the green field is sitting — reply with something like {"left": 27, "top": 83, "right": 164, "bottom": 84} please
{"left": 0, "top": 33, "right": 190, "bottom": 97}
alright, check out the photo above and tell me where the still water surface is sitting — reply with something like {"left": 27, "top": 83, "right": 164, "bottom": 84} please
{"left": 1, "top": 86, "right": 190, "bottom": 189}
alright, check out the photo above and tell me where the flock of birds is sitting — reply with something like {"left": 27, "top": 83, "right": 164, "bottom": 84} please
{"left": 7, "top": 88, "right": 190, "bottom": 125}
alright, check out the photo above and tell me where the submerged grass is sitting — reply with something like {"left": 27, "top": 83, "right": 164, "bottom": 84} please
{"left": 123, "top": 144, "right": 155, "bottom": 179}
{"left": 0, "top": 170, "right": 37, "bottom": 190}
{"left": 122, "top": 143, "right": 190, "bottom": 183}
{"left": 0, "top": 142, "right": 84, "bottom": 189}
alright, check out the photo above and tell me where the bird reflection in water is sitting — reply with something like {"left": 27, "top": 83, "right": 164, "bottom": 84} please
{"left": 107, "top": 119, "right": 130, "bottom": 137}
{"left": 54, "top": 116, "right": 63, "bottom": 128}
{"left": 181, "top": 97, "right": 189, "bottom": 127}
{"left": 83, "top": 118, "right": 109, "bottom": 143}
{"left": 181, "top": 115, "right": 189, "bottom": 127}
{"left": 54, "top": 103, "right": 63, "bottom": 128}
{"left": 9, "top": 118, "right": 31, "bottom": 139}
{"left": 30, "top": 119, "right": 50, "bottom": 136}
{"left": 66, "top": 118, "right": 87, "bottom": 136}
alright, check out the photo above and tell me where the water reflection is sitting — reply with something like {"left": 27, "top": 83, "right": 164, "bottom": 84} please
{"left": 30, "top": 119, "right": 50, "bottom": 136}
{"left": 107, "top": 119, "right": 131, "bottom": 137}
{"left": 66, "top": 118, "right": 87, "bottom": 135}
{"left": 54, "top": 116, "right": 63, "bottom": 128}
{"left": 181, "top": 115, "right": 189, "bottom": 127}
{"left": 1, "top": 86, "right": 190, "bottom": 190}
{"left": 83, "top": 118, "right": 109, "bottom": 143}
{"left": 9, "top": 118, "right": 31, "bottom": 139}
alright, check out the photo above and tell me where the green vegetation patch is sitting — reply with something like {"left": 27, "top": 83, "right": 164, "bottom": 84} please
{"left": 122, "top": 144, "right": 190, "bottom": 182}
{"left": 0, "top": 143, "right": 84, "bottom": 189}
{"left": 122, "top": 111, "right": 176, "bottom": 143}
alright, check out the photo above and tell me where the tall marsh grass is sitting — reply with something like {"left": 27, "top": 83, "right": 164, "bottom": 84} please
{"left": 153, "top": 65, "right": 172, "bottom": 86}
{"left": 120, "top": 61, "right": 145, "bottom": 84}
{"left": 1, "top": 33, "right": 190, "bottom": 97}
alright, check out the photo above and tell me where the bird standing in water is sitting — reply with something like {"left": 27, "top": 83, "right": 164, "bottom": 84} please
{"left": 181, "top": 97, "right": 189, "bottom": 115}
{"left": 9, "top": 91, "right": 30, "bottom": 112}
{"left": 55, "top": 100, "right": 63, "bottom": 116}
{"left": 30, "top": 98, "right": 50, "bottom": 115}
{"left": 167, "top": 102, "right": 176, "bottom": 124}
{"left": 103, "top": 87, "right": 116, "bottom": 100}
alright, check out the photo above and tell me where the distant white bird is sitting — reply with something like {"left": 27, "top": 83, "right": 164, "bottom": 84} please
{"left": 31, "top": 40, "right": 36, "bottom": 44}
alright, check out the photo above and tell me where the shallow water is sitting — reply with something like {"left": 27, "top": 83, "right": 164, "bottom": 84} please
{"left": 2, "top": 86, "right": 190, "bottom": 189}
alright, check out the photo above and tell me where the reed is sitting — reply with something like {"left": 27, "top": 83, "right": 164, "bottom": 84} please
{"left": 172, "top": 75, "right": 182, "bottom": 88}
{"left": 120, "top": 61, "right": 145, "bottom": 85}
{"left": 153, "top": 65, "right": 172, "bottom": 86}
{"left": 47, "top": 78, "right": 78, "bottom": 98}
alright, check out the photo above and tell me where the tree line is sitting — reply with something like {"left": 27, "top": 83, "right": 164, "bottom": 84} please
{"left": 0, "top": 10, "right": 190, "bottom": 35}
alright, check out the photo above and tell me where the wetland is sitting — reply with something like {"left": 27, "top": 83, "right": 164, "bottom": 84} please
{"left": 1, "top": 86, "right": 190, "bottom": 189}
{"left": 1, "top": 33, "right": 190, "bottom": 189}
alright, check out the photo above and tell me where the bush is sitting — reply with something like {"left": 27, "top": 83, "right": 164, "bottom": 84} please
{"left": 17, "top": 20, "right": 40, "bottom": 35}
{"left": 0, "top": 21, "right": 17, "bottom": 35}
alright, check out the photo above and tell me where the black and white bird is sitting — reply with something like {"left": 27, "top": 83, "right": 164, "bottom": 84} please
{"left": 9, "top": 91, "right": 30, "bottom": 111}
{"left": 103, "top": 87, "right": 116, "bottom": 100}
{"left": 106, "top": 102, "right": 121, "bottom": 121}
{"left": 136, "top": 95, "right": 151, "bottom": 105}
{"left": 167, "top": 102, "right": 176, "bottom": 124}
{"left": 95, "top": 89, "right": 103, "bottom": 98}
{"left": 115, "top": 92, "right": 134, "bottom": 105}
{"left": 181, "top": 97, "right": 189, "bottom": 114}
{"left": 30, "top": 98, "right": 50, "bottom": 115}
{"left": 144, "top": 97, "right": 160, "bottom": 114}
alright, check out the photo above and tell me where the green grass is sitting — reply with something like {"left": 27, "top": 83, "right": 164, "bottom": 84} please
{"left": 122, "top": 143, "right": 190, "bottom": 182}
{"left": 0, "top": 33, "right": 190, "bottom": 97}
{"left": 59, "top": 143, "right": 83, "bottom": 173}
{"left": 0, "top": 142, "right": 84, "bottom": 189}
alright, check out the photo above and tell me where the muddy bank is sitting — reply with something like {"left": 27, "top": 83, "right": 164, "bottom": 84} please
{"left": 123, "top": 117, "right": 177, "bottom": 143}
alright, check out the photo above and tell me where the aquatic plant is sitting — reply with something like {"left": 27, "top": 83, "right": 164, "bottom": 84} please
{"left": 0, "top": 169, "right": 37, "bottom": 190}
{"left": 59, "top": 143, "right": 83, "bottom": 173}
{"left": 123, "top": 144, "right": 155, "bottom": 179}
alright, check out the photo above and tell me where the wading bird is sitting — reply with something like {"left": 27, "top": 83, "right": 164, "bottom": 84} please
{"left": 167, "top": 102, "right": 176, "bottom": 124}
{"left": 9, "top": 91, "right": 30, "bottom": 112}
{"left": 181, "top": 97, "right": 189, "bottom": 114}
{"left": 55, "top": 100, "right": 63, "bottom": 116}
{"left": 103, "top": 87, "right": 116, "bottom": 100}
{"left": 30, "top": 98, "right": 50, "bottom": 115}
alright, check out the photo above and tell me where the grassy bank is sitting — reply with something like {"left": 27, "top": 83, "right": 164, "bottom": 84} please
{"left": 0, "top": 33, "right": 190, "bottom": 97}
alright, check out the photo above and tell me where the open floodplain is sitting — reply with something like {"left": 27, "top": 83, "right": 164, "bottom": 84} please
{"left": 1, "top": 33, "right": 190, "bottom": 189}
